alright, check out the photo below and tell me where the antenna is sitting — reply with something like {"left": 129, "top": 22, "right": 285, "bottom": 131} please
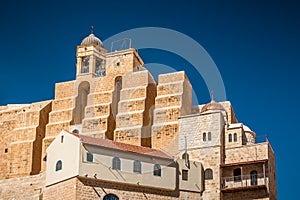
{"left": 91, "top": 25, "right": 94, "bottom": 34}
{"left": 210, "top": 90, "right": 215, "bottom": 102}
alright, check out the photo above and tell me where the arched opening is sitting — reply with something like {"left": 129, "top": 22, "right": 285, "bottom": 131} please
{"left": 56, "top": 160, "right": 62, "bottom": 171}
{"left": 203, "top": 132, "right": 206, "bottom": 141}
{"left": 233, "top": 168, "right": 242, "bottom": 182}
{"left": 153, "top": 164, "right": 161, "bottom": 176}
{"left": 250, "top": 170, "right": 258, "bottom": 185}
{"left": 233, "top": 133, "right": 237, "bottom": 142}
{"left": 112, "top": 157, "right": 121, "bottom": 170}
{"left": 73, "top": 81, "right": 90, "bottom": 125}
{"left": 204, "top": 168, "right": 213, "bottom": 180}
{"left": 103, "top": 194, "right": 119, "bottom": 200}
{"left": 208, "top": 132, "right": 211, "bottom": 141}
{"left": 229, "top": 134, "right": 232, "bottom": 142}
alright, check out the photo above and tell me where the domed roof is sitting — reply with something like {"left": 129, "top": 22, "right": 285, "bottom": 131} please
{"left": 80, "top": 33, "right": 103, "bottom": 47}
{"left": 200, "top": 100, "right": 226, "bottom": 113}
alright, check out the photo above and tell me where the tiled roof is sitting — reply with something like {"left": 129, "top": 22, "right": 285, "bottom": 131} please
{"left": 69, "top": 132, "right": 173, "bottom": 160}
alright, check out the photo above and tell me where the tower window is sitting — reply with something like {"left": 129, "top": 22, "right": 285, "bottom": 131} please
{"left": 182, "top": 170, "right": 188, "bottom": 181}
{"left": 229, "top": 134, "right": 232, "bottom": 142}
{"left": 87, "top": 152, "right": 93, "bottom": 162}
{"left": 95, "top": 58, "right": 106, "bottom": 77}
{"left": 133, "top": 160, "right": 142, "bottom": 174}
{"left": 116, "top": 62, "right": 120, "bottom": 66}
{"left": 233, "top": 133, "right": 237, "bottom": 142}
{"left": 56, "top": 160, "right": 62, "bottom": 171}
{"left": 203, "top": 132, "right": 206, "bottom": 141}
{"left": 81, "top": 57, "right": 90, "bottom": 73}
{"left": 234, "top": 168, "right": 242, "bottom": 182}
{"left": 4, "top": 148, "right": 8, "bottom": 153}
{"left": 153, "top": 164, "right": 161, "bottom": 176}
{"left": 204, "top": 168, "right": 213, "bottom": 180}
{"left": 112, "top": 157, "right": 121, "bottom": 170}
{"left": 208, "top": 132, "right": 211, "bottom": 141}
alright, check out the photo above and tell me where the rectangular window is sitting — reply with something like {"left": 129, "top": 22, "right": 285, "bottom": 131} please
{"left": 87, "top": 152, "right": 93, "bottom": 162}
{"left": 182, "top": 170, "right": 188, "bottom": 181}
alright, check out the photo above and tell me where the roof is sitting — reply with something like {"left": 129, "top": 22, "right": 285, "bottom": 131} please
{"left": 69, "top": 132, "right": 173, "bottom": 160}
{"left": 200, "top": 100, "right": 226, "bottom": 113}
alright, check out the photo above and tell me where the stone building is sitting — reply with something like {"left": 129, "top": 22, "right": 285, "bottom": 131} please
{"left": 0, "top": 31, "right": 277, "bottom": 200}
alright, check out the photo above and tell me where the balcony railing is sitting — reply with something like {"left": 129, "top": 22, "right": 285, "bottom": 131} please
{"left": 221, "top": 173, "right": 268, "bottom": 191}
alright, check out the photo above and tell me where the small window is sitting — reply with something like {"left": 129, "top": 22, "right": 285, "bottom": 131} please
{"left": 133, "top": 160, "right": 142, "bottom": 174}
{"left": 56, "top": 160, "right": 62, "bottom": 171}
{"left": 250, "top": 170, "right": 258, "bottom": 185}
{"left": 208, "top": 132, "right": 211, "bottom": 141}
{"left": 153, "top": 164, "right": 161, "bottom": 176}
{"left": 87, "top": 152, "right": 93, "bottom": 162}
{"left": 229, "top": 134, "right": 232, "bottom": 142}
{"left": 204, "top": 168, "right": 213, "bottom": 180}
{"left": 61, "top": 135, "right": 64, "bottom": 143}
{"left": 4, "top": 148, "right": 8, "bottom": 153}
{"left": 234, "top": 168, "right": 242, "bottom": 182}
{"left": 182, "top": 170, "right": 188, "bottom": 181}
{"left": 81, "top": 57, "right": 90, "bottom": 73}
{"left": 233, "top": 133, "right": 237, "bottom": 142}
{"left": 112, "top": 157, "right": 121, "bottom": 170}
{"left": 203, "top": 132, "right": 206, "bottom": 141}
{"left": 116, "top": 62, "right": 120, "bottom": 66}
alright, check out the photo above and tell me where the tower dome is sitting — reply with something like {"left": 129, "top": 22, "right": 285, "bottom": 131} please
{"left": 81, "top": 33, "right": 103, "bottom": 47}
{"left": 200, "top": 100, "right": 226, "bottom": 113}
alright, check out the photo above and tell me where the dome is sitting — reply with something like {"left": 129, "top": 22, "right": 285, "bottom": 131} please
{"left": 80, "top": 33, "right": 103, "bottom": 47}
{"left": 200, "top": 100, "right": 226, "bottom": 113}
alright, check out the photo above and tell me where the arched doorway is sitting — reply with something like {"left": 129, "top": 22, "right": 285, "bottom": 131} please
{"left": 103, "top": 194, "right": 119, "bottom": 200}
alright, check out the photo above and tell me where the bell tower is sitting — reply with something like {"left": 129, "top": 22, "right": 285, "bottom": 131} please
{"left": 76, "top": 27, "right": 107, "bottom": 78}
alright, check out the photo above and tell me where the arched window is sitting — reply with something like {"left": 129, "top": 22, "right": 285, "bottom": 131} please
{"left": 233, "top": 133, "right": 237, "bottom": 142}
{"left": 153, "top": 164, "right": 161, "bottom": 176}
{"left": 112, "top": 157, "right": 121, "bottom": 170}
{"left": 204, "top": 168, "right": 213, "bottom": 180}
{"left": 208, "top": 132, "right": 211, "bottom": 141}
{"left": 133, "top": 160, "right": 141, "bottom": 174}
{"left": 234, "top": 168, "right": 242, "bottom": 182}
{"left": 103, "top": 194, "right": 119, "bottom": 200}
{"left": 250, "top": 170, "right": 258, "bottom": 185}
{"left": 56, "top": 160, "right": 62, "bottom": 171}
{"left": 203, "top": 132, "right": 206, "bottom": 141}
{"left": 229, "top": 134, "right": 232, "bottom": 142}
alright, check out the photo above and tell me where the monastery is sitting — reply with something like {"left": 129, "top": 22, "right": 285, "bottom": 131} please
{"left": 0, "top": 31, "right": 277, "bottom": 199}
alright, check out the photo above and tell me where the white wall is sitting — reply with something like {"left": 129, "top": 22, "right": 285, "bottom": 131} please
{"left": 79, "top": 144, "right": 177, "bottom": 190}
{"left": 46, "top": 131, "right": 80, "bottom": 186}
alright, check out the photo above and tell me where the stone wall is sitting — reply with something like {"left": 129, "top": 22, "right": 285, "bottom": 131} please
{"left": 0, "top": 173, "right": 45, "bottom": 200}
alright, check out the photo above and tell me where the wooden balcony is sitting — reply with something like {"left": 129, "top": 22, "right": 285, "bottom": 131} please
{"left": 221, "top": 173, "right": 268, "bottom": 192}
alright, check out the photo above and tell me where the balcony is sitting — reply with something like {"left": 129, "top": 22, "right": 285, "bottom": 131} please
{"left": 221, "top": 173, "right": 268, "bottom": 192}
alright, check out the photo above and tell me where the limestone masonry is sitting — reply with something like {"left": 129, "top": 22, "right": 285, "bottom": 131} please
{"left": 0, "top": 32, "right": 277, "bottom": 200}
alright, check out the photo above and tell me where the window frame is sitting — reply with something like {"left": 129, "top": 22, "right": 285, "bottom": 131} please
{"left": 233, "top": 168, "right": 242, "bottom": 182}
{"left": 233, "top": 133, "right": 237, "bottom": 142}
{"left": 112, "top": 157, "right": 121, "bottom": 170}
{"left": 204, "top": 168, "right": 213, "bottom": 180}
{"left": 229, "top": 134, "right": 232, "bottom": 142}
{"left": 182, "top": 169, "right": 188, "bottom": 181}
{"left": 133, "top": 160, "right": 142, "bottom": 174}
{"left": 203, "top": 132, "right": 206, "bottom": 141}
{"left": 86, "top": 152, "right": 93, "bottom": 162}
{"left": 55, "top": 160, "right": 62, "bottom": 172}
{"left": 153, "top": 164, "right": 161, "bottom": 177}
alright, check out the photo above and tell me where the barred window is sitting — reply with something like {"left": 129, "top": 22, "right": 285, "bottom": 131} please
{"left": 112, "top": 157, "right": 121, "bottom": 170}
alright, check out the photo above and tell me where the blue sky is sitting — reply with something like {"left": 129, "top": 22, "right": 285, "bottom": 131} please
{"left": 0, "top": 0, "right": 299, "bottom": 198}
